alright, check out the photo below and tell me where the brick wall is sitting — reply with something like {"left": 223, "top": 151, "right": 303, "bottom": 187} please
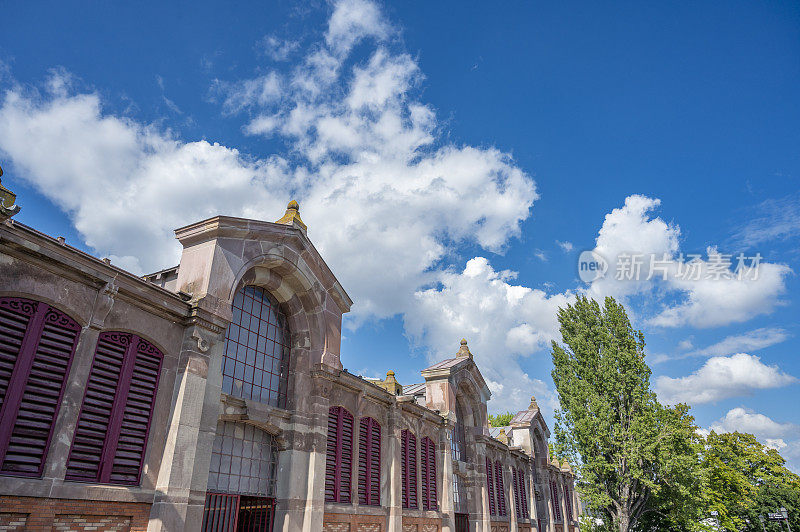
{"left": 0, "top": 496, "right": 150, "bottom": 532}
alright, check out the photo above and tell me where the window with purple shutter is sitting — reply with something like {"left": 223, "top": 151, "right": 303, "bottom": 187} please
{"left": 486, "top": 457, "right": 496, "bottom": 516}
{"left": 65, "top": 332, "right": 163, "bottom": 485}
{"left": 401, "top": 429, "right": 418, "bottom": 509}
{"left": 565, "top": 485, "right": 573, "bottom": 521}
{"left": 494, "top": 461, "right": 507, "bottom": 517}
{"left": 325, "top": 406, "right": 354, "bottom": 503}
{"left": 551, "top": 479, "right": 562, "bottom": 521}
{"left": 0, "top": 297, "right": 81, "bottom": 478}
{"left": 222, "top": 286, "right": 290, "bottom": 408}
{"left": 420, "top": 436, "right": 436, "bottom": 511}
{"left": 358, "top": 417, "right": 380, "bottom": 506}
{"left": 518, "top": 468, "right": 529, "bottom": 519}
{"left": 512, "top": 468, "right": 521, "bottom": 519}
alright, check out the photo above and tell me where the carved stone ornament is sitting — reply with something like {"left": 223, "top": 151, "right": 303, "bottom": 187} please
{"left": 0, "top": 164, "right": 22, "bottom": 221}
{"left": 192, "top": 329, "right": 211, "bottom": 353}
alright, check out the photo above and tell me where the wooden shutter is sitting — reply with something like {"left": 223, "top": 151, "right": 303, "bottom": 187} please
{"left": 486, "top": 457, "right": 496, "bottom": 516}
{"left": 421, "top": 437, "right": 436, "bottom": 511}
{"left": 495, "top": 461, "right": 507, "bottom": 516}
{"left": 325, "top": 406, "right": 353, "bottom": 503}
{"left": 0, "top": 298, "right": 80, "bottom": 477}
{"left": 519, "top": 469, "right": 529, "bottom": 518}
{"left": 565, "top": 485, "right": 573, "bottom": 521}
{"left": 358, "top": 417, "right": 380, "bottom": 506}
{"left": 512, "top": 468, "right": 520, "bottom": 518}
{"left": 551, "top": 480, "right": 562, "bottom": 520}
{"left": 65, "top": 333, "right": 163, "bottom": 485}
{"left": 401, "top": 429, "right": 418, "bottom": 509}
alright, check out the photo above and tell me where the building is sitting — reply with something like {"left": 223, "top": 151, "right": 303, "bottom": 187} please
{"left": 0, "top": 175, "right": 579, "bottom": 532}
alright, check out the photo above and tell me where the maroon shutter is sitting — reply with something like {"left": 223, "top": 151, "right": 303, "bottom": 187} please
{"left": 495, "top": 461, "right": 506, "bottom": 516}
{"left": 565, "top": 485, "right": 573, "bottom": 521}
{"left": 401, "top": 429, "right": 418, "bottom": 509}
{"left": 358, "top": 417, "right": 380, "bottom": 506}
{"left": 551, "top": 480, "right": 562, "bottom": 520}
{"left": 421, "top": 437, "right": 436, "bottom": 511}
{"left": 66, "top": 333, "right": 163, "bottom": 484}
{"left": 0, "top": 298, "right": 80, "bottom": 477}
{"left": 519, "top": 470, "right": 529, "bottom": 518}
{"left": 512, "top": 468, "right": 520, "bottom": 518}
{"left": 486, "top": 457, "right": 496, "bottom": 516}
{"left": 325, "top": 406, "right": 353, "bottom": 503}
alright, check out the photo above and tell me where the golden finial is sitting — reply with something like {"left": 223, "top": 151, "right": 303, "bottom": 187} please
{"left": 276, "top": 200, "right": 307, "bottom": 231}
{"left": 529, "top": 396, "right": 539, "bottom": 410}
{"left": 457, "top": 338, "right": 472, "bottom": 358}
{"left": 0, "top": 164, "right": 21, "bottom": 221}
{"left": 497, "top": 428, "right": 509, "bottom": 445}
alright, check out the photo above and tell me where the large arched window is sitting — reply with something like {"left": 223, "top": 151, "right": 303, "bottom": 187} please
{"left": 66, "top": 332, "right": 163, "bottom": 485}
{"left": 222, "top": 286, "right": 290, "bottom": 408}
{"left": 0, "top": 297, "right": 81, "bottom": 477}
{"left": 451, "top": 401, "right": 467, "bottom": 462}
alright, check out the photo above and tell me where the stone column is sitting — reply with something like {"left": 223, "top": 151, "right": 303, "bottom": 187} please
{"left": 440, "top": 425, "right": 455, "bottom": 532}
{"left": 147, "top": 308, "right": 228, "bottom": 532}
{"left": 387, "top": 403, "right": 403, "bottom": 532}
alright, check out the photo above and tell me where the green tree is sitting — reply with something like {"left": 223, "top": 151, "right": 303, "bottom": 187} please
{"left": 550, "top": 296, "right": 702, "bottom": 532}
{"left": 701, "top": 431, "right": 800, "bottom": 531}
{"left": 488, "top": 411, "right": 514, "bottom": 427}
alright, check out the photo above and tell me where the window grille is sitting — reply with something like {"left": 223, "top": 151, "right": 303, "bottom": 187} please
{"left": 207, "top": 421, "right": 278, "bottom": 497}
{"left": 66, "top": 332, "right": 163, "bottom": 485}
{"left": 401, "top": 429, "right": 418, "bottom": 509}
{"left": 453, "top": 472, "right": 467, "bottom": 513}
{"left": 222, "top": 286, "right": 290, "bottom": 407}
{"left": 420, "top": 436, "right": 437, "bottom": 510}
{"left": 0, "top": 297, "right": 81, "bottom": 477}
{"left": 325, "top": 406, "right": 354, "bottom": 503}
{"left": 358, "top": 417, "right": 381, "bottom": 506}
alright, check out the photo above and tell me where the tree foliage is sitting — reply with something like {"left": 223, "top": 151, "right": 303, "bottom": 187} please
{"left": 550, "top": 296, "right": 702, "bottom": 532}
{"left": 488, "top": 411, "right": 514, "bottom": 427}
{"left": 701, "top": 431, "right": 800, "bottom": 531}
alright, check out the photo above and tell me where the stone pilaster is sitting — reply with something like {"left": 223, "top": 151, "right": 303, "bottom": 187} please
{"left": 386, "top": 402, "right": 403, "bottom": 532}
{"left": 440, "top": 425, "right": 455, "bottom": 532}
{"left": 147, "top": 307, "right": 228, "bottom": 531}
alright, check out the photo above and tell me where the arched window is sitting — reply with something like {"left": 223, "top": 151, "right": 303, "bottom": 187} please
{"left": 401, "top": 429, "right": 418, "bottom": 509}
{"left": 222, "top": 286, "right": 290, "bottom": 408}
{"left": 325, "top": 406, "right": 354, "bottom": 503}
{"left": 358, "top": 417, "right": 380, "bottom": 506}
{"left": 0, "top": 297, "right": 81, "bottom": 477}
{"left": 420, "top": 436, "right": 437, "bottom": 511}
{"left": 66, "top": 332, "right": 163, "bottom": 485}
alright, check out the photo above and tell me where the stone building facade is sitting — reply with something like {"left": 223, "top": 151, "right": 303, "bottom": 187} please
{"left": 0, "top": 184, "right": 579, "bottom": 531}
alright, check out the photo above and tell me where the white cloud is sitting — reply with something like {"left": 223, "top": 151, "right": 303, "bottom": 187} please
{"left": 212, "top": 72, "right": 282, "bottom": 114}
{"left": 325, "top": 0, "right": 391, "bottom": 56}
{"left": 258, "top": 35, "right": 300, "bottom": 62}
{"left": 586, "top": 195, "right": 791, "bottom": 328}
{"left": 708, "top": 407, "right": 798, "bottom": 439}
{"left": 656, "top": 353, "right": 796, "bottom": 405}
{"left": 556, "top": 240, "right": 573, "bottom": 252}
{"left": 686, "top": 327, "right": 789, "bottom": 358}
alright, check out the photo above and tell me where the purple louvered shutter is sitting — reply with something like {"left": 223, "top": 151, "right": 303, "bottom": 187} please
{"left": 486, "top": 457, "right": 496, "bottom": 516}
{"left": 495, "top": 461, "right": 507, "bottom": 516}
{"left": 565, "top": 485, "right": 573, "bottom": 521}
{"left": 519, "top": 469, "right": 529, "bottom": 518}
{"left": 325, "top": 406, "right": 353, "bottom": 503}
{"left": 512, "top": 468, "right": 520, "bottom": 518}
{"left": 65, "top": 332, "right": 163, "bottom": 485}
{"left": 551, "top": 479, "right": 562, "bottom": 520}
{"left": 401, "top": 429, "right": 418, "bottom": 509}
{"left": 0, "top": 298, "right": 80, "bottom": 477}
{"left": 358, "top": 417, "right": 380, "bottom": 506}
{"left": 421, "top": 437, "right": 436, "bottom": 511}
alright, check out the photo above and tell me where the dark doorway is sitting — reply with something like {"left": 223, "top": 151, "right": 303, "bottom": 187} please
{"left": 455, "top": 512, "right": 469, "bottom": 532}
{"left": 202, "top": 493, "right": 275, "bottom": 532}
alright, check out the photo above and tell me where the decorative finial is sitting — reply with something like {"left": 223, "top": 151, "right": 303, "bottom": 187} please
{"left": 276, "top": 200, "right": 307, "bottom": 232}
{"left": 0, "top": 164, "right": 21, "bottom": 221}
{"left": 379, "top": 370, "right": 402, "bottom": 395}
{"left": 497, "top": 428, "right": 509, "bottom": 445}
{"left": 529, "top": 396, "right": 539, "bottom": 410}
{"left": 457, "top": 338, "right": 472, "bottom": 358}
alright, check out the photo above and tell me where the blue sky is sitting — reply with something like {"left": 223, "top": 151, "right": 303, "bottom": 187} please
{"left": 1, "top": 0, "right": 799, "bottom": 469}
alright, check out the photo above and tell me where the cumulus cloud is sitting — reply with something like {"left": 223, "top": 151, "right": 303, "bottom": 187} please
{"left": 708, "top": 407, "right": 798, "bottom": 439}
{"left": 656, "top": 353, "right": 796, "bottom": 405}
{"left": 685, "top": 327, "right": 789, "bottom": 359}
{"left": 586, "top": 195, "right": 791, "bottom": 328}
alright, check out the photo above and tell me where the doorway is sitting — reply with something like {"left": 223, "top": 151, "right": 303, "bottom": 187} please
{"left": 454, "top": 512, "right": 469, "bottom": 532}
{"left": 202, "top": 493, "right": 275, "bottom": 531}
